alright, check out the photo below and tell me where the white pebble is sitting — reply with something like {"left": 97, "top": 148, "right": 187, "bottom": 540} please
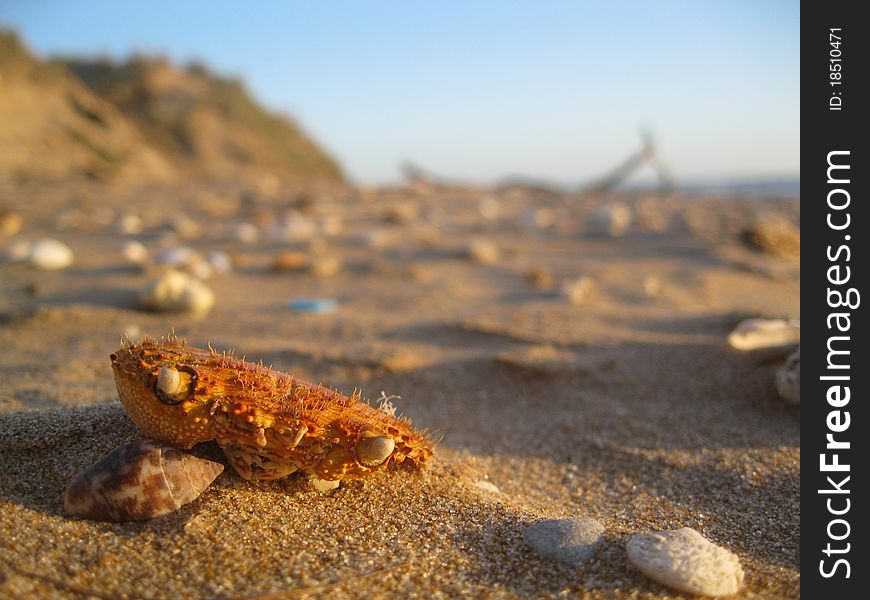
{"left": 309, "top": 477, "right": 340, "bottom": 493}
{"left": 474, "top": 480, "right": 501, "bottom": 494}
{"left": 522, "top": 518, "right": 605, "bottom": 565}
{"left": 728, "top": 318, "right": 800, "bottom": 351}
{"left": 138, "top": 270, "right": 215, "bottom": 317}
{"left": 627, "top": 528, "right": 743, "bottom": 597}
{"left": 226, "top": 222, "right": 259, "bottom": 244}
{"left": 28, "top": 238, "right": 73, "bottom": 270}
{"left": 120, "top": 240, "right": 149, "bottom": 264}
{"left": 116, "top": 213, "right": 144, "bottom": 235}
{"left": 776, "top": 346, "right": 800, "bottom": 405}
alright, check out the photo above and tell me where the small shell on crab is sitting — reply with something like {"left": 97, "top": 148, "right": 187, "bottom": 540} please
{"left": 308, "top": 475, "right": 340, "bottom": 493}
{"left": 64, "top": 440, "right": 223, "bottom": 521}
{"left": 355, "top": 435, "right": 395, "bottom": 467}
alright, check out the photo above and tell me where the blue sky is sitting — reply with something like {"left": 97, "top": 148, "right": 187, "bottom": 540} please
{"left": 1, "top": 1, "right": 799, "bottom": 185}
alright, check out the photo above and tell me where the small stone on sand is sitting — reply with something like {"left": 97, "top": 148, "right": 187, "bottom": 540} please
{"left": 474, "top": 480, "right": 501, "bottom": 494}
{"left": 727, "top": 318, "right": 799, "bottom": 351}
{"left": 522, "top": 518, "right": 605, "bottom": 566}
{"left": 626, "top": 527, "right": 744, "bottom": 597}
{"left": 28, "top": 238, "right": 74, "bottom": 270}
{"left": 139, "top": 270, "right": 215, "bottom": 316}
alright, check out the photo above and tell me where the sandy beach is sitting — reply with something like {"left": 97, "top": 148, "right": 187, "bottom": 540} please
{"left": 0, "top": 180, "right": 800, "bottom": 598}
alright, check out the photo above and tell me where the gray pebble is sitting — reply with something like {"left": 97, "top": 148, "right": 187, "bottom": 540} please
{"left": 522, "top": 518, "right": 605, "bottom": 566}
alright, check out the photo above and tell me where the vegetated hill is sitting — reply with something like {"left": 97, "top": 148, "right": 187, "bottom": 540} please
{"left": 0, "top": 30, "right": 176, "bottom": 184}
{"left": 63, "top": 56, "right": 344, "bottom": 186}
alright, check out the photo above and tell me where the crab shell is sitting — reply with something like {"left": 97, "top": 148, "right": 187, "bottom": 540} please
{"left": 110, "top": 338, "right": 434, "bottom": 483}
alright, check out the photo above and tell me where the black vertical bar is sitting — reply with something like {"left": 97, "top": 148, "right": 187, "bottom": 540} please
{"left": 802, "top": 2, "right": 866, "bottom": 596}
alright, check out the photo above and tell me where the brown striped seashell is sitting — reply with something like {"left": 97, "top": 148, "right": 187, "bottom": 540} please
{"left": 63, "top": 440, "right": 223, "bottom": 521}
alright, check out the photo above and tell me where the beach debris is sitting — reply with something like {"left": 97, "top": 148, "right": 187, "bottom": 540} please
{"left": 110, "top": 337, "right": 435, "bottom": 485}
{"left": 138, "top": 270, "right": 215, "bottom": 316}
{"left": 474, "top": 480, "right": 501, "bottom": 494}
{"left": 382, "top": 202, "right": 419, "bottom": 224}
{"left": 155, "top": 246, "right": 200, "bottom": 269}
{"left": 288, "top": 298, "right": 338, "bottom": 313}
{"left": 776, "top": 346, "right": 800, "bottom": 405}
{"left": 727, "top": 318, "right": 800, "bottom": 351}
{"left": 466, "top": 239, "right": 500, "bottom": 264}
{"left": 561, "top": 276, "right": 598, "bottom": 304}
{"left": 522, "top": 518, "right": 605, "bottom": 566}
{"left": 627, "top": 528, "right": 744, "bottom": 597}
{"left": 591, "top": 203, "right": 632, "bottom": 237}
{"left": 742, "top": 215, "right": 800, "bottom": 260}
{"left": 0, "top": 209, "right": 22, "bottom": 236}
{"left": 64, "top": 440, "right": 223, "bottom": 522}
{"left": 27, "top": 238, "right": 74, "bottom": 270}
{"left": 120, "top": 240, "right": 149, "bottom": 264}
{"left": 519, "top": 207, "right": 555, "bottom": 230}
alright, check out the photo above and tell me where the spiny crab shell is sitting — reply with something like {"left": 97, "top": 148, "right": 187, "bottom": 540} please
{"left": 110, "top": 336, "right": 435, "bottom": 485}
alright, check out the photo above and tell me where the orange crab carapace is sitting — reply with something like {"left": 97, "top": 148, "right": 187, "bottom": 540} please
{"left": 110, "top": 337, "right": 434, "bottom": 485}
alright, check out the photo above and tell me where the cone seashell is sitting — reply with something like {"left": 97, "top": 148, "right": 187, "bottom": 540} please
{"left": 64, "top": 440, "right": 223, "bottom": 521}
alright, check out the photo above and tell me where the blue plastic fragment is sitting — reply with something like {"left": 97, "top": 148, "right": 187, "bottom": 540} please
{"left": 288, "top": 298, "right": 339, "bottom": 313}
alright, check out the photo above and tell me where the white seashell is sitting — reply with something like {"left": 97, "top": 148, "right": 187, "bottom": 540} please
{"left": 591, "top": 203, "right": 633, "bottom": 237}
{"left": 64, "top": 440, "right": 223, "bottom": 521}
{"left": 728, "top": 318, "right": 800, "bottom": 351}
{"left": 522, "top": 518, "right": 605, "bottom": 565}
{"left": 120, "top": 240, "right": 149, "bottom": 264}
{"left": 28, "top": 238, "right": 74, "bottom": 270}
{"left": 355, "top": 435, "right": 395, "bottom": 467}
{"left": 776, "top": 346, "right": 800, "bottom": 405}
{"left": 309, "top": 476, "right": 340, "bottom": 493}
{"left": 157, "top": 365, "right": 182, "bottom": 395}
{"left": 627, "top": 528, "right": 744, "bottom": 597}
{"left": 138, "top": 270, "right": 215, "bottom": 316}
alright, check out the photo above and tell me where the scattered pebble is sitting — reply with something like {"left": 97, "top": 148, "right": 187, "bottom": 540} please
{"left": 120, "top": 240, "right": 149, "bottom": 264}
{"left": 522, "top": 518, "right": 605, "bottom": 566}
{"left": 497, "top": 345, "right": 577, "bottom": 374}
{"left": 139, "top": 270, "right": 215, "bottom": 316}
{"left": 627, "top": 528, "right": 743, "bottom": 597}
{"left": 382, "top": 202, "right": 418, "bottom": 224}
{"left": 727, "top": 318, "right": 800, "bottom": 351}
{"left": 28, "top": 238, "right": 74, "bottom": 270}
{"left": 474, "top": 480, "right": 501, "bottom": 494}
{"left": 466, "top": 239, "right": 500, "bottom": 264}
{"left": 5, "top": 239, "right": 33, "bottom": 262}
{"left": 288, "top": 298, "right": 338, "bottom": 313}
{"left": 591, "top": 203, "right": 632, "bottom": 237}
{"left": 168, "top": 214, "right": 202, "bottom": 239}
{"left": 776, "top": 346, "right": 800, "bottom": 405}
{"left": 561, "top": 276, "right": 597, "bottom": 304}
{"left": 116, "top": 213, "right": 144, "bottom": 235}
